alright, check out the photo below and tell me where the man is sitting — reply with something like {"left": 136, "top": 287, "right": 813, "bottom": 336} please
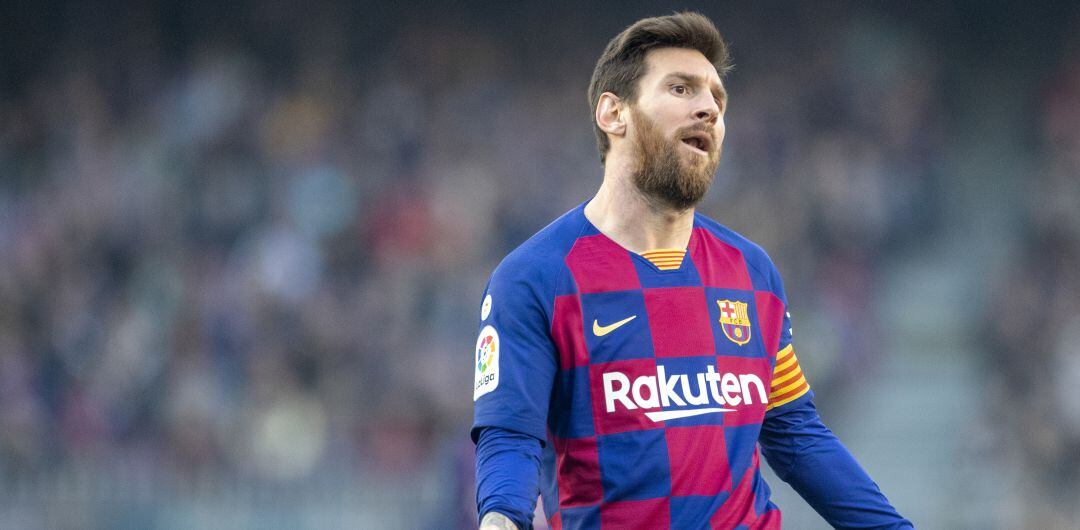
{"left": 472, "top": 12, "right": 912, "bottom": 530}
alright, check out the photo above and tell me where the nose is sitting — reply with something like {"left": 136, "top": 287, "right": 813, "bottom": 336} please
{"left": 693, "top": 95, "right": 719, "bottom": 124}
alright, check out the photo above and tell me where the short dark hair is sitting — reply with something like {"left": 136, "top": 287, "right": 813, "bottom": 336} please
{"left": 588, "top": 12, "right": 732, "bottom": 163}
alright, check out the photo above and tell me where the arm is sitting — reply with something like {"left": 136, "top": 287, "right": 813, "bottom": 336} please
{"left": 471, "top": 251, "right": 560, "bottom": 530}
{"left": 756, "top": 258, "right": 910, "bottom": 528}
{"left": 475, "top": 427, "right": 543, "bottom": 530}
{"left": 759, "top": 395, "right": 913, "bottom": 529}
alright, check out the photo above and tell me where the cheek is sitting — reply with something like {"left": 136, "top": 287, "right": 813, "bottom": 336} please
{"left": 716, "top": 118, "right": 726, "bottom": 144}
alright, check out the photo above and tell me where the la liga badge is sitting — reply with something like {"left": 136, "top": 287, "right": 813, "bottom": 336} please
{"left": 473, "top": 325, "right": 500, "bottom": 400}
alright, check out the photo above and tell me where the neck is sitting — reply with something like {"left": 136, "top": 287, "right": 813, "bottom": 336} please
{"left": 584, "top": 154, "right": 695, "bottom": 253}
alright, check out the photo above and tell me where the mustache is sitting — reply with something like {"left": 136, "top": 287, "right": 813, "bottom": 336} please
{"left": 677, "top": 123, "right": 716, "bottom": 142}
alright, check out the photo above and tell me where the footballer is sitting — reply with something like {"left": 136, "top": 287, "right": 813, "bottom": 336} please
{"left": 472, "top": 12, "right": 912, "bottom": 530}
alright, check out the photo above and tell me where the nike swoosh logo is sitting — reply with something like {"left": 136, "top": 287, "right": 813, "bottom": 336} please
{"left": 593, "top": 315, "right": 637, "bottom": 337}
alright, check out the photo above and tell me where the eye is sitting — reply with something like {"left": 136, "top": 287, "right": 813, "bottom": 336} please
{"left": 671, "top": 84, "right": 691, "bottom": 96}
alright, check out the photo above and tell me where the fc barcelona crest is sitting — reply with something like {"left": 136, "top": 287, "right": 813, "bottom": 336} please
{"left": 717, "top": 299, "right": 752, "bottom": 346}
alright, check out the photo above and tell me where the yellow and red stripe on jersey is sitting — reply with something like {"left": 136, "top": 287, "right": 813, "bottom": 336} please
{"left": 766, "top": 344, "right": 810, "bottom": 410}
{"left": 640, "top": 248, "right": 686, "bottom": 270}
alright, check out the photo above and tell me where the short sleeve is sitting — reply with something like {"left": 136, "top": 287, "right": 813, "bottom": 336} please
{"left": 471, "top": 257, "right": 559, "bottom": 443}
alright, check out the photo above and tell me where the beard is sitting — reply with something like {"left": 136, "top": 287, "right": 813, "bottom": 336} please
{"left": 630, "top": 107, "right": 721, "bottom": 210}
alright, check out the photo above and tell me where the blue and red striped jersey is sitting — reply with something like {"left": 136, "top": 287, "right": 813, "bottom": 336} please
{"left": 472, "top": 202, "right": 813, "bottom": 529}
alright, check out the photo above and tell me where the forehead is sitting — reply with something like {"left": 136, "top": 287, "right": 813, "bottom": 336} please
{"left": 641, "top": 47, "right": 722, "bottom": 86}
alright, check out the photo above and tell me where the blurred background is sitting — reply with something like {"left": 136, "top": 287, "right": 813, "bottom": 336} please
{"left": 1, "top": 0, "right": 1078, "bottom": 528}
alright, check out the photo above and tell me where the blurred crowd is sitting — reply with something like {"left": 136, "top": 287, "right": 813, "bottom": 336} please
{"left": 0, "top": 1, "right": 1071, "bottom": 527}
{"left": 983, "top": 32, "right": 1080, "bottom": 524}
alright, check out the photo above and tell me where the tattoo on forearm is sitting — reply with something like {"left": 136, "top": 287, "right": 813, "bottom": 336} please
{"left": 480, "top": 511, "right": 519, "bottom": 530}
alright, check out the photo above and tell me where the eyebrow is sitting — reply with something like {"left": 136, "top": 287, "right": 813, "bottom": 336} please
{"left": 663, "top": 71, "right": 728, "bottom": 104}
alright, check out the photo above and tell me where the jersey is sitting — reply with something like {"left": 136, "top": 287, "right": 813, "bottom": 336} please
{"left": 472, "top": 202, "right": 813, "bottom": 529}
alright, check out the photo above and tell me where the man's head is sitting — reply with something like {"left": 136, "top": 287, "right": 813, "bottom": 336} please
{"left": 589, "top": 12, "right": 731, "bottom": 209}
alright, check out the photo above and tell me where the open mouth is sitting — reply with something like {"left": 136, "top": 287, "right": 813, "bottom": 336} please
{"left": 680, "top": 133, "right": 711, "bottom": 154}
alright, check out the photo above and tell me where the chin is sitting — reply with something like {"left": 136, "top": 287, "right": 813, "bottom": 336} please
{"left": 681, "top": 158, "right": 716, "bottom": 181}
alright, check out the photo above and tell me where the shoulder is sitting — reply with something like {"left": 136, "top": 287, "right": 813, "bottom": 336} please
{"left": 496, "top": 206, "right": 585, "bottom": 278}
{"left": 493, "top": 204, "right": 587, "bottom": 284}
{"left": 486, "top": 204, "right": 589, "bottom": 316}
{"left": 693, "top": 211, "right": 784, "bottom": 296}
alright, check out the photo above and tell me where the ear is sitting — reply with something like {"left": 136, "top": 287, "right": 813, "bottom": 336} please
{"left": 595, "top": 92, "right": 626, "bottom": 138}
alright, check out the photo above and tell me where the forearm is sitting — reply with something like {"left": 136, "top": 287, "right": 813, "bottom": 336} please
{"left": 475, "top": 426, "right": 543, "bottom": 530}
{"left": 760, "top": 398, "right": 912, "bottom": 529}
